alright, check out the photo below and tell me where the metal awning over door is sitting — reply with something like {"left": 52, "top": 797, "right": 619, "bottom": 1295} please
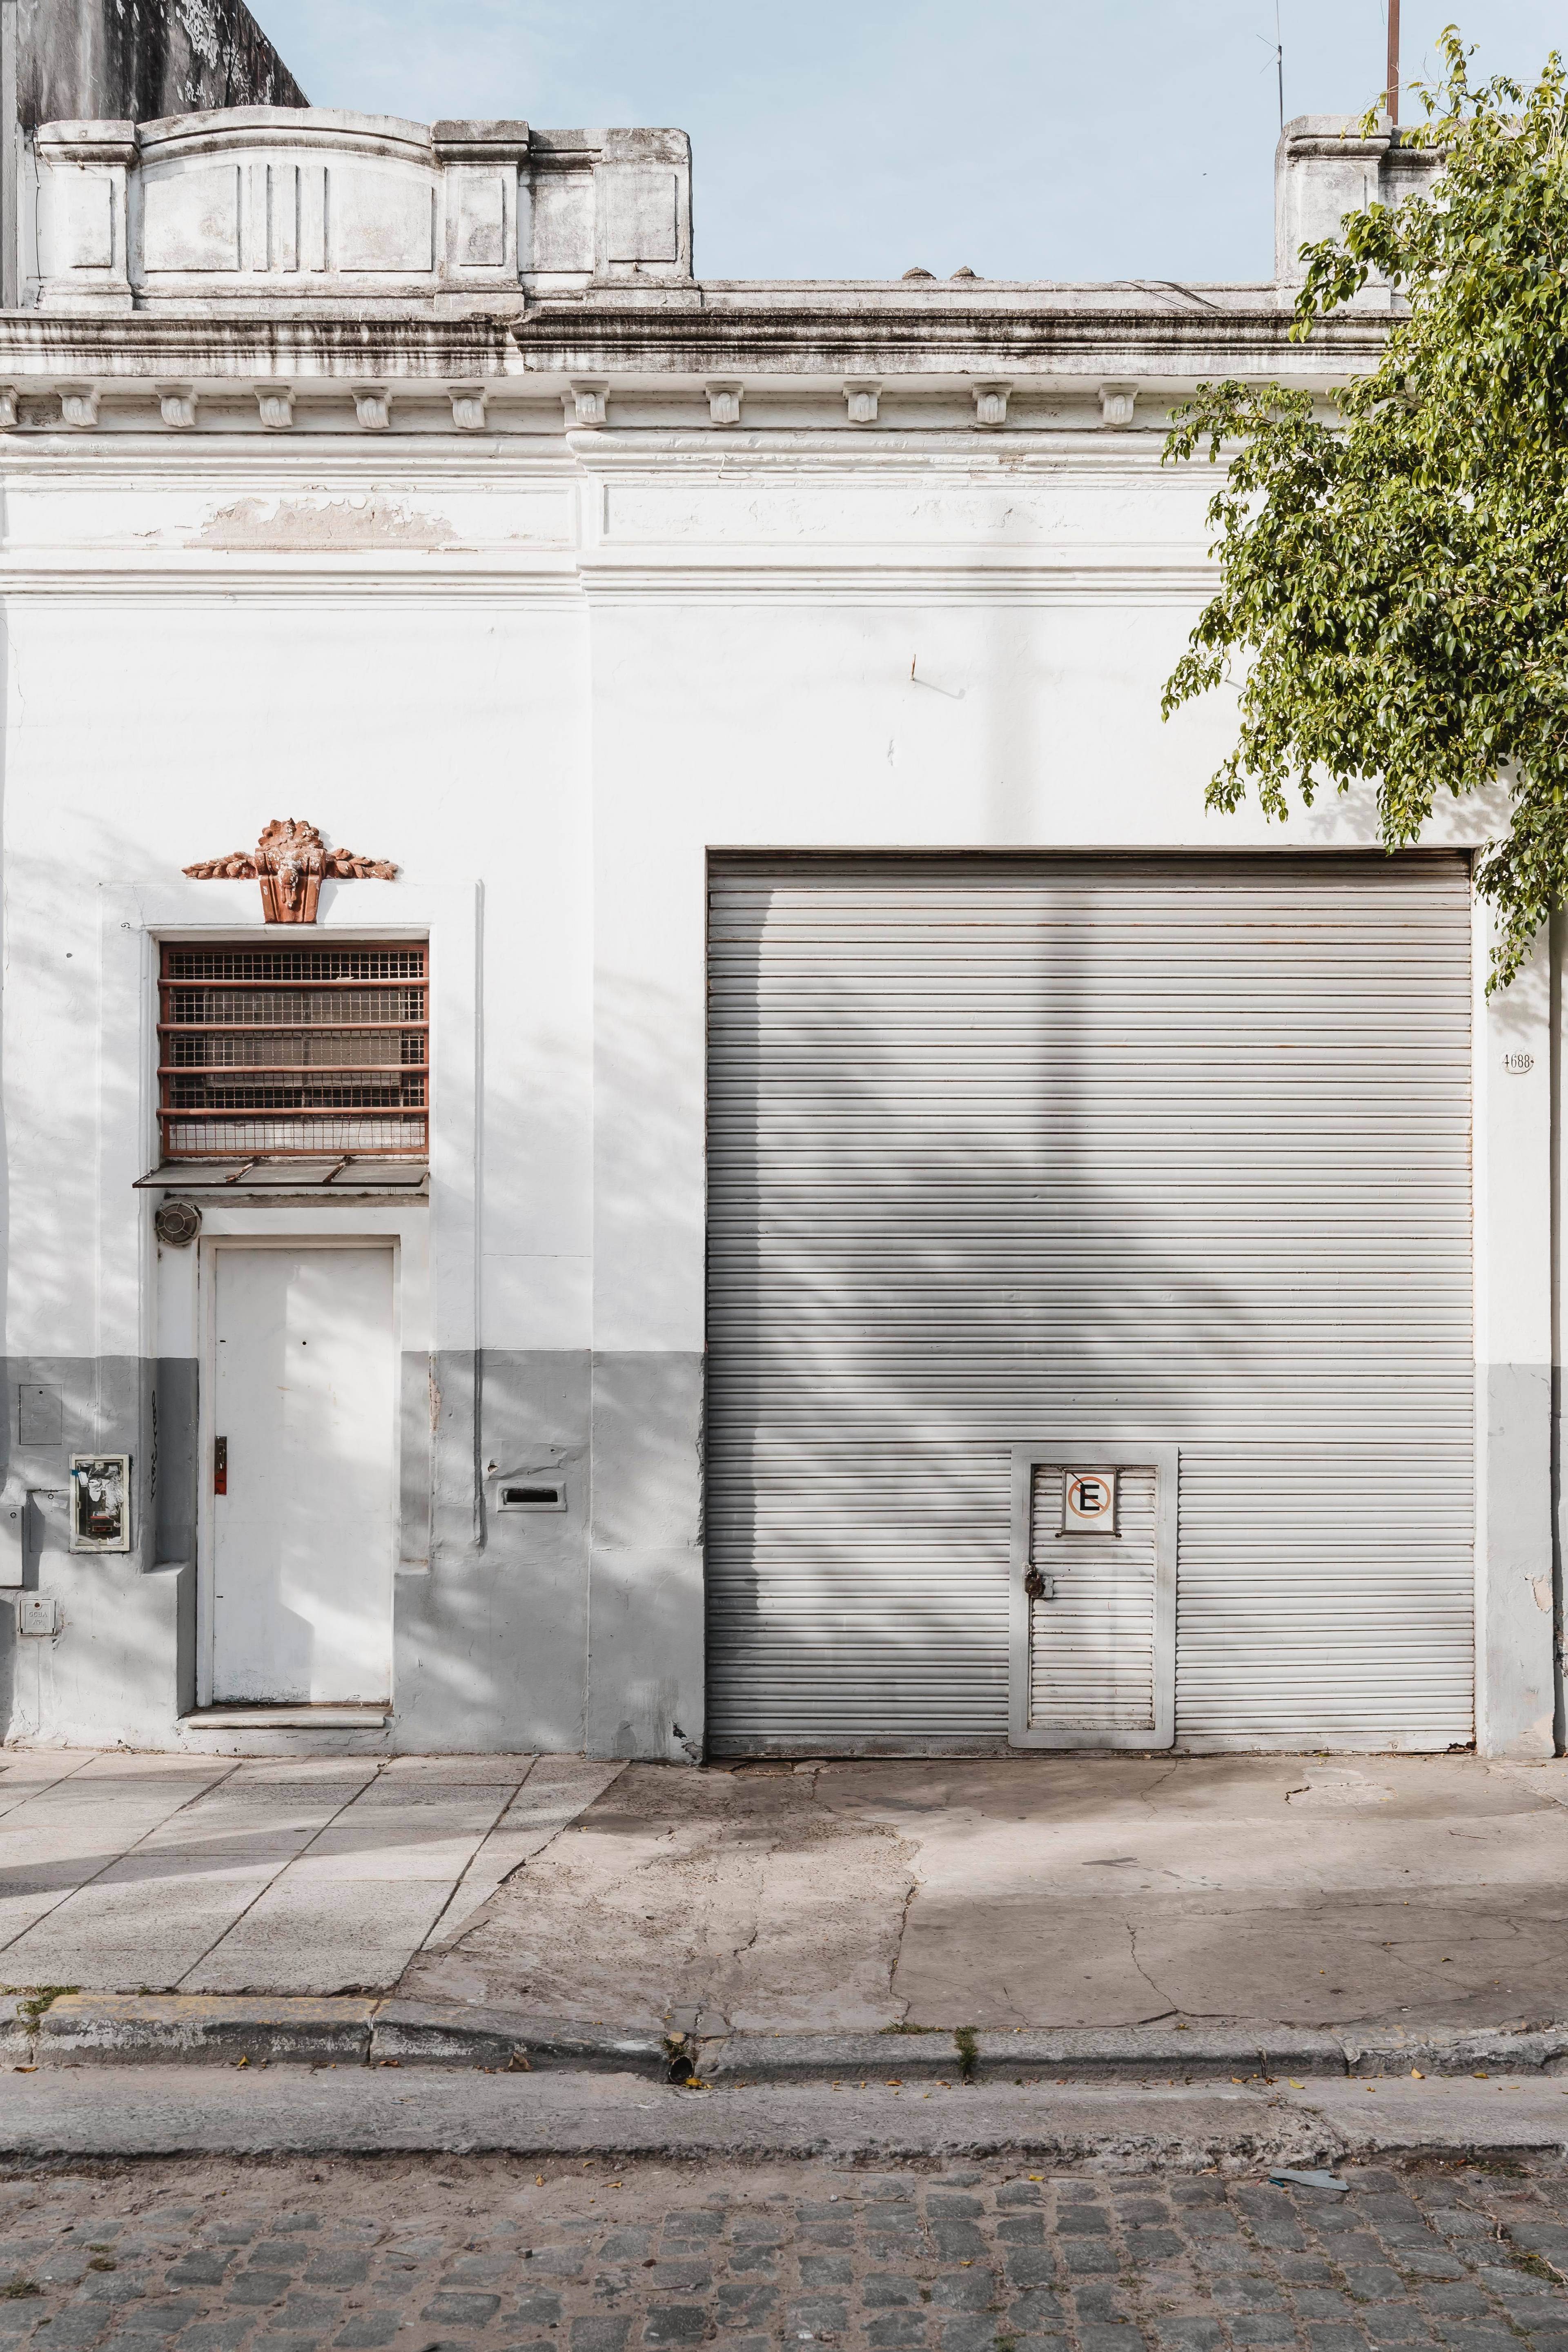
{"left": 704, "top": 853, "right": 1474, "bottom": 1754}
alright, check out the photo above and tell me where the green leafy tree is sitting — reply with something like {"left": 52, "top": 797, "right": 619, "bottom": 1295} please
{"left": 1162, "top": 31, "right": 1568, "bottom": 987}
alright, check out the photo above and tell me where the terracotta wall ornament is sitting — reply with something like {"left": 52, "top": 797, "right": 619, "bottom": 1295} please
{"left": 183, "top": 818, "right": 398, "bottom": 924}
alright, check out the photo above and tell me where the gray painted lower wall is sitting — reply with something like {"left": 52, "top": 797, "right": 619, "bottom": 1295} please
{"left": 586, "top": 1352, "right": 704, "bottom": 1762}
{"left": 396, "top": 1348, "right": 705, "bottom": 1760}
{"left": 1, "top": 1350, "right": 1553, "bottom": 1758}
{"left": 1482, "top": 1362, "right": 1557, "bottom": 1757}
{"left": 0, "top": 1347, "right": 704, "bottom": 1757}
{"left": 6, "top": 1354, "right": 157, "bottom": 1555}
{"left": 2, "top": 1351, "right": 194, "bottom": 1742}
{"left": 154, "top": 1356, "right": 197, "bottom": 1570}
{"left": 393, "top": 1349, "right": 592, "bottom": 1754}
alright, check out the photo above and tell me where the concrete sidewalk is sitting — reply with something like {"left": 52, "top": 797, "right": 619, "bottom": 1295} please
{"left": 2, "top": 1748, "right": 1566, "bottom": 2040}
{"left": 0, "top": 1750, "right": 621, "bottom": 1993}
{"left": 406, "top": 1752, "right": 1568, "bottom": 2037}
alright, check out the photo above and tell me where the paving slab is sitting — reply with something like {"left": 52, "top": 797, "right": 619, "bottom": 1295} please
{"left": 0, "top": 1861, "right": 303, "bottom": 1992}
{"left": 0, "top": 1759, "right": 239, "bottom": 1959}
{"left": 0, "top": 1751, "right": 96, "bottom": 1813}
{"left": 0, "top": 1753, "right": 612, "bottom": 1997}
{"left": 0, "top": 1765, "right": 388, "bottom": 1989}
{"left": 180, "top": 1773, "right": 538, "bottom": 1994}
{"left": 185, "top": 1882, "right": 477, "bottom": 1995}
{"left": 378, "top": 1753, "right": 542, "bottom": 1781}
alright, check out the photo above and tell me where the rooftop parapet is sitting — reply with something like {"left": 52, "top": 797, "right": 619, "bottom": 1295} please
{"left": 1274, "top": 114, "right": 1442, "bottom": 285}
{"left": 24, "top": 99, "right": 1444, "bottom": 321}
{"left": 27, "top": 106, "right": 693, "bottom": 312}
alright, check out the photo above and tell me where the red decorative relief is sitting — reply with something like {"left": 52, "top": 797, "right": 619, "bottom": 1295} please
{"left": 183, "top": 818, "right": 397, "bottom": 924}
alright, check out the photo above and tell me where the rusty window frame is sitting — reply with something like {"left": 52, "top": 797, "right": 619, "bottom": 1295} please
{"left": 157, "top": 940, "right": 429, "bottom": 1160}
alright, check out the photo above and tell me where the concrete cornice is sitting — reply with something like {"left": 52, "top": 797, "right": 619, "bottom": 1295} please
{"left": 513, "top": 296, "right": 1390, "bottom": 381}
{"left": 0, "top": 294, "right": 1392, "bottom": 388}
{"left": 0, "top": 315, "right": 519, "bottom": 379}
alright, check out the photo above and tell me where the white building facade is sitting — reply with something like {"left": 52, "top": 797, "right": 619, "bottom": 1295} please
{"left": 0, "top": 105, "right": 1555, "bottom": 1760}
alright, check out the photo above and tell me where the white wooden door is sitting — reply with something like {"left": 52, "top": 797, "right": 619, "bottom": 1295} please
{"left": 210, "top": 1245, "right": 395, "bottom": 1704}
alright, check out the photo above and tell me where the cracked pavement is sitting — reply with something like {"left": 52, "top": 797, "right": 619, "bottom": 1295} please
{"left": 402, "top": 1755, "right": 1568, "bottom": 2036}
{"left": 405, "top": 1758, "right": 919, "bottom": 2031}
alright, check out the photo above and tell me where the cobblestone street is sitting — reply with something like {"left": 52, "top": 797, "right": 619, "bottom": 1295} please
{"left": 0, "top": 2152, "right": 1562, "bottom": 2352}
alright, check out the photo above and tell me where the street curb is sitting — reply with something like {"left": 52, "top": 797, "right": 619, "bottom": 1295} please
{"left": 5, "top": 2065, "right": 1568, "bottom": 2169}
{"left": 11, "top": 1995, "right": 1568, "bottom": 2082}
{"left": 372, "top": 2000, "right": 668, "bottom": 2076}
{"left": 703, "top": 2033, "right": 962, "bottom": 2085}
{"left": 972, "top": 2029, "right": 1349, "bottom": 2081}
{"left": 30, "top": 1996, "right": 378, "bottom": 2069}
{"left": 19, "top": 1997, "right": 671, "bottom": 2078}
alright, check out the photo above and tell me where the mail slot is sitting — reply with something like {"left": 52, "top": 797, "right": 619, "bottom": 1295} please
{"left": 498, "top": 1481, "right": 566, "bottom": 1512}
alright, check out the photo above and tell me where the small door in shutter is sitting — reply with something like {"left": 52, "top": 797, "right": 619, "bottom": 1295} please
{"left": 1009, "top": 1446, "right": 1176, "bottom": 1749}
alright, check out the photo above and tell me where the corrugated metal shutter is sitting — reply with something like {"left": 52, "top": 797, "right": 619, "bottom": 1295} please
{"left": 705, "top": 853, "right": 1474, "bottom": 1754}
{"left": 1028, "top": 1466, "right": 1160, "bottom": 1738}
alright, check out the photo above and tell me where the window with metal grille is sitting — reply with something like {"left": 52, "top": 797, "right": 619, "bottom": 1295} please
{"left": 158, "top": 942, "right": 428, "bottom": 1160}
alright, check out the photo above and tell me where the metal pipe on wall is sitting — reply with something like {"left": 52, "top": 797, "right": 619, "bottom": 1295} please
{"left": 0, "top": 0, "right": 16, "bottom": 309}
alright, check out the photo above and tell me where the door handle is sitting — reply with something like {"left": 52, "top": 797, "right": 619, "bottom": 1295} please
{"left": 214, "top": 1436, "right": 227, "bottom": 1496}
{"left": 1025, "top": 1566, "right": 1054, "bottom": 1602}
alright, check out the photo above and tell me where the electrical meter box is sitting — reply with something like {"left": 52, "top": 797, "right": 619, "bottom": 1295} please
{"left": 69, "top": 1455, "right": 131, "bottom": 1552}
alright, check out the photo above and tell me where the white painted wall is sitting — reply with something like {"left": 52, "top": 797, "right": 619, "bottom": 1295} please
{"left": 0, "top": 405, "right": 1550, "bottom": 1754}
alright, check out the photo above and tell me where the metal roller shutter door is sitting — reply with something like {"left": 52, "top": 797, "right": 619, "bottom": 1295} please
{"left": 705, "top": 852, "right": 1474, "bottom": 1754}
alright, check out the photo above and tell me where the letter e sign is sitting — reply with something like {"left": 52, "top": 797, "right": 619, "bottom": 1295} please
{"left": 1062, "top": 1469, "right": 1118, "bottom": 1535}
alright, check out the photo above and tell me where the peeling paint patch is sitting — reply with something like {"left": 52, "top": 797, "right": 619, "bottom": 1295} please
{"left": 1532, "top": 1575, "right": 1553, "bottom": 1614}
{"left": 189, "top": 496, "right": 464, "bottom": 551}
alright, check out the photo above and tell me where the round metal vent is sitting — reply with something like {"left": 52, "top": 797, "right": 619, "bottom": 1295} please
{"left": 154, "top": 1200, "right": 202, "bottom": 1248}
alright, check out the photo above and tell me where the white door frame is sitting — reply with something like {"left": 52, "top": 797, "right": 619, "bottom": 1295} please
{"left": 195, "top": 1233, "right": 403, "bottom": 1710}
{"left": 95, "top": 880, "right": 477, "bottom": 1565}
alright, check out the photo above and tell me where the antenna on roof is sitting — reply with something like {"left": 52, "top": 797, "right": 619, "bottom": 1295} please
{"left": 1386, "top": 0, "right": 1400, "bottom": 125}
{"left": 1258, "top": 4, "right": 1284, "bottom": 131}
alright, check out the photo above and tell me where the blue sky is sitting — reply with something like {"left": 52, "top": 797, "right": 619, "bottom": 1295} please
{"left": 254, "top": 2, "right": 1563, "bottom": 283}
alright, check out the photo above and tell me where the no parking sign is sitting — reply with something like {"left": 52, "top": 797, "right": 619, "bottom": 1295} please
{"left": 1061, "top": 1469, "right": 1118, "bottom": 1535}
